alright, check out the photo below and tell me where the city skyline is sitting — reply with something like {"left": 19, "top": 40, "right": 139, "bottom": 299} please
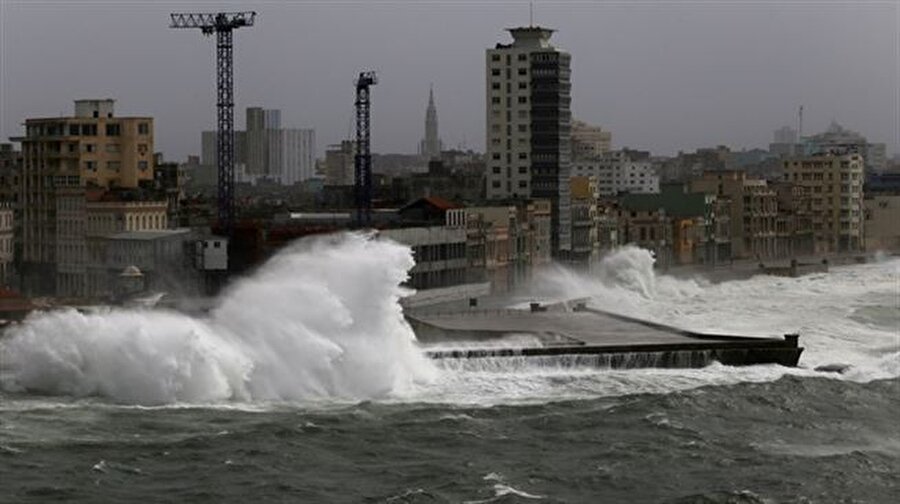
{"left": 1, "top": 1, "right": 897, "bottom": 161}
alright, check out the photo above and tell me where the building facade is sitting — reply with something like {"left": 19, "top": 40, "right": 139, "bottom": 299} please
{"left": 14, "top": 99, "right": 155, "bottom": 295}
{"left": 691, "top": 171, "right": 778, "bottom": 260}
{"left": 0, "top": 205, "right": 13, "bottom": 287}
{"left": 571, "top": 150, "right": 659, "bottom": 196}
{"left": 485, "top": 26, "right": 572, "bottom": 256}
{"left": 571, "top": 120, "right": 611, "bottom": 160}
{"left": 783, "top": 153, "right": 865, "bottom": 253}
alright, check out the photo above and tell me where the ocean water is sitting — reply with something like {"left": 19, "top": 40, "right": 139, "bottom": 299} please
{"left": 1, "top": 235, "right": 898, "bottom": 503}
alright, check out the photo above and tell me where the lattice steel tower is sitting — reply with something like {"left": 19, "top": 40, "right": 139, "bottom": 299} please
{"left": 354, "top": 71, "right": 377, "bottom": 228}
{"left": 170, "top": 12, "right": 256, "bottom": 235}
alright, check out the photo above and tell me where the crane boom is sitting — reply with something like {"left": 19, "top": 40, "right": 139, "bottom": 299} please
{"left": 169, "top": 11, "right": 256, "bottom": 236}
{"left": 170, "top": 12, "right": 256, "bottom": 31}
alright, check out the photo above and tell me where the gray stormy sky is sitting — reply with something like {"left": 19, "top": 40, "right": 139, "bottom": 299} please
{"left": 1, "top": 0, "right": 898, "bottom": 161}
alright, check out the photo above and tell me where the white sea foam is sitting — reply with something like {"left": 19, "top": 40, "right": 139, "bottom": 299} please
{"left": 1, "top": 239, "right": 896, "bottom": 407}
{"left": 0, "top": 233, "right": 437, "bottom": 405}
{"left": 413, "top": 247, "right": 900, "bottom": 405}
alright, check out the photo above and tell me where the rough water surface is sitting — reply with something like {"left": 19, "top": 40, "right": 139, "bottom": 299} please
{"left": 0, "top": 237, "right": 898, "bottom": 502}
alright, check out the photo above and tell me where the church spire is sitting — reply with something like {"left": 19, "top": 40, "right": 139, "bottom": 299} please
{"left": 420, "top": 84, "right": 442, "bottom": 159}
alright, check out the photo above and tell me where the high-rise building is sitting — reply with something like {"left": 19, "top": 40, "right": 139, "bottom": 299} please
{"left": 783, "top": 153, "right": 864, "bottom": 253}
{"left": 202, "top": 107, "right": 315, "bottom": 185}
{"left": 486, "top": 26, "right": 572, "bottom": 256}
{"left": 419, "top": 86, "right": 442, "bottom": 159}
{"left": 13, "top": 99, "right": 155, "bottom": 295}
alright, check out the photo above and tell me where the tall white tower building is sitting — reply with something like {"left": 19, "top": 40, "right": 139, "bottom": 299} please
{"left": 486, "top": 26, "right": 572, "bottom": 255}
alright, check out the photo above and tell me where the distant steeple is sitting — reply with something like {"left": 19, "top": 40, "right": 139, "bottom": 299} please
{"left": 420, "top": 85, "right": 442, "bottom": 159}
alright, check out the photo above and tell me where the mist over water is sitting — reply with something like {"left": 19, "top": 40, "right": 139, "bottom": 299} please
{"left": 0, "top": 233, "right": 436, "bottom": 405}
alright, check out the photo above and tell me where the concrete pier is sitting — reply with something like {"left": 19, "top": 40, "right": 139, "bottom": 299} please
{"left": 409, "top": 301, "right": 803, "bottom": 369}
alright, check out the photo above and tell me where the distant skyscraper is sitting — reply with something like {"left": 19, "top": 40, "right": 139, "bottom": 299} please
{"left": 202, "top": 107, "right": 315, "bottom": 185}
{"left": 485, "top": 26, "right": 572, "bottom": 256}
{"left": 419, "top": 86, "right": 442, "bottom": 159}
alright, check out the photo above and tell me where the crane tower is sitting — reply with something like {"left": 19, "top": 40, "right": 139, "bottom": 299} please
{"left": 354, "top": 71, "right": 377, "bottom": 228}
{"left": 170, "top": 12, "right": 256, "bottom": 235}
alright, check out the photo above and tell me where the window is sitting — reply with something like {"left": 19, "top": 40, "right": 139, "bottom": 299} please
{"left": 491, "top": 97, "right": 501, "bottom": 104}
{"left": 491, "top": 54, "right": 500, "bottom": 62}
{"left": 518, "top": 68, "right": 527, "bottom": 76}
{"left": 492, "top": 166, "right": 501, "bottom": 174}
{"left": 84, "top": 161, "right": 96, "bottom": 171}
{"left": 518, "top": 152, "right": 528, "bottom": 160}
{"left": 107, "top": 161, "right": 121, "bottom": 171}
{"left": 518, "top": 166, "right": 528, "bottom": 174}
{"left": 138, "top": 161, "right": 148, "bottom": 171}
{"left": 517, "top": 53, "right": 527, "bottom": 61}
{"left": 81, "top": 124, "right": 97, "bottom": 136}
{"left": 518, "top": 82, "right": 528, "bottom": 89}
{"left": 518, "top": 124, "right": 527, "bottom": 132}
{"left": 518, "top": 181, "right": 527, "bottom": 188}
{"left": 68, "top": 124, "right": 80, "bottom": 136}
{"left": 491, "top": 180, "right": 501, "bottom": 188}
{"left": 492, "top": 153, "right": 501, "bottom": 160}
{"left": 83, "top": 143, "right": 96, "bottom": 153}
{"left": 105, "top": 123, "right": 121, "bottom": 136}
{"left": 517, "top": 96, "right": 528, "bottom": 104}
{"left": 491, "top": 69, "right": 500, "bottom": 76}
{"left": 137, "top": 123, "right": 150, "bottom": 135}
{"left": 106, "top": 144, "right": 120, "bottom": 153}
{"left": 491, "top": 82, "right": 500, "bottom": 90}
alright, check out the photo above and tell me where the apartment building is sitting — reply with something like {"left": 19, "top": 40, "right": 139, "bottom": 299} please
{"left": 486, "top": 26, "right": 572, "bottom": 256}
{"left": 691, "top": 171, "right": 777, "bottom": 259}
{"left": 571, "top": 150, "right": 659, "bottom": 196}
{"left": 14, "top": 99, "right": 155, "bottom": 295}
{"left": 783, "top": 153, "right": 864, "bottom": 253}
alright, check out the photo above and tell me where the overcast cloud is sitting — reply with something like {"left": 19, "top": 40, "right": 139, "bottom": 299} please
{"left": 1, "top": 0, "right": 897, "bottom": 160}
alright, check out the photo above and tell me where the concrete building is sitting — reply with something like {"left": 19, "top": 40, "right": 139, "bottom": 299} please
{"left": 87, "top": 229, "right": 198, "bottom": 301}
{"left": 691, "top": 171, "right": 778, "bottom": 260}
{"left": 324, "top": 140, "right": 355, "bottom": 186}
{"left": 202, "top": 107, "right": 315, "bottom": 185}
{"left": 571, "top": 150, "right": 659, "bottom": 196}
{"left": 447, "top": 199, "right": 551, "bottom": 293}
{"left": 569, "top": 176, "right": 598, "bottom": 263}
{"left": 380, "top": 226, "right": 468, "bottom": 291}
{"left": 0, "top": 205, "right": 13, "bottom": 287}
{"left": 486, "top": 26, "right": 572, "bottom": 257}
{"left": 864, "top": 194, "right": 900, "bottom": 251}
{"left": 783, "top": 153, "right": 865, "bottom": 253}
{"left": 14, "top": 99, "right": 155, "bottom": 295}
{"left": 571, "top": 120, "right": 611, "bottom": 160}
{"left": 0, "top": 144, "right": 22, "bottom": 285}
{"left": 619, "top": 184, "right": 731, "bottom": 265}
{"left": 418, "top": 86, "right": 443, "bottom": 160}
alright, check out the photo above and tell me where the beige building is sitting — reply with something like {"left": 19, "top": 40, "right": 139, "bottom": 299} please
{"left": 447, "top": 199, "right": 551, "bottom": 293}
{"left": 864, "top": 194, "right": 900, "bottom": 251}
{"left": 783, "top": 153, "right": 864, "bottom": 253}
{"left": 15, "top": 99, "right": 156, "bottom": 295}
{"left": 571, "top": 120, "right": 611, "bottom": 160}
{"left": 691, "top": 171, "right": 778, "bottom": 259}
{"left": 570, "top": 176, "right": 598, "bottom": 263}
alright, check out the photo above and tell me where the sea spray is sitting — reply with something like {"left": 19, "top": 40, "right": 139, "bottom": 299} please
{"left": 0, "top": 233, "right": 436, "bottom": 404}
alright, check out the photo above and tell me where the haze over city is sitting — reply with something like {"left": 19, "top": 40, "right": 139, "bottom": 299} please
{"left": 1, "top": 0, "right": 897, "bottom": 159}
